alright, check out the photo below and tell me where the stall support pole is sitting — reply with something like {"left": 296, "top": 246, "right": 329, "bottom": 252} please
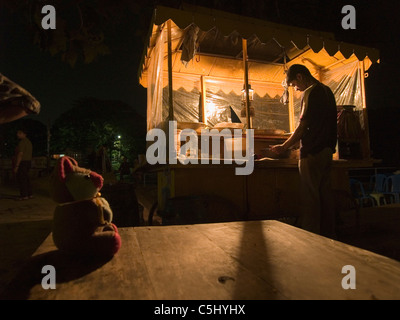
{"left": 201, "top": 75, "right": 206, "bottom": 124}
{"left": 166, "top": 20, "right": 175, "bottom": 164}
{"left": 167, "top": 20, "right": 174, "bottom": 121}
{"left": 359, "top": 61, "right": 371, "bottom": 158}
{"left": 288, "top": 86, "right": 295, "bottom": 132}
{"left": 242, "top": 38, "right": 252, "bottom": 129}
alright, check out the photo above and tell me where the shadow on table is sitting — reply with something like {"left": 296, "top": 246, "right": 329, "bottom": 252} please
{"left": 0, "top": 220, "right": 52, "bottom": 294}
{"left": 0, "top": 250, "right": 112, "bottom": 300}
{"left": 231, "top": 220, "right": 282, "bottom": 300}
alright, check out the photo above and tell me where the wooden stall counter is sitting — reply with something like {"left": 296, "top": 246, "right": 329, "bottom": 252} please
{"left": 5, "top": 220, "right": 400, "bottom": 300}
{"left": 146, "top": 158, "right": 375, "bottom": 222}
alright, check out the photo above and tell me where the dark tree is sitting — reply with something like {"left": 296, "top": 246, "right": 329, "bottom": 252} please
{"left": 50, "top": 97, "right": 146, "bottom": 166}
{"left": 1, "top": 0, "right": 154, "bottom": 67}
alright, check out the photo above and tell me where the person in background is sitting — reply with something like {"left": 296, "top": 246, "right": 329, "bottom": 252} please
{"left": 96, "top": 144, "right": 112, "bottom": 175}
{"left": 13, "top": 128, "right": 33, "bottom": 200}
{"left": 271, "top": 64, "right": 337, "bottom": 238}
{"left": 118, "top": 156, "right": 131, "bottom": 181}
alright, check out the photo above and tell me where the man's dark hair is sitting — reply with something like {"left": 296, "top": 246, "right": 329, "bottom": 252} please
{"left": 286, "top": 64, "right": 313, "bottom": 83}
{"left": 17, "top": 126, "right": 29, "bottom": 135}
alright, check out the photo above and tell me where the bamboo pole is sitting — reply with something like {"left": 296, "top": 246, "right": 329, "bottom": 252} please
{"left": 242, "top": 38, "right": 251, "bottom": 129}
{"left": 200, "top": 75, "right": 206, "bottom": 124}
{"left": 359, "top": 60, "right": 371, "bottom": 158}
{"left": 288, "top": 86, "right": 295, "bottom": 132}
{"left": 166, "top": 20, "right": 175, "bottom": 164}
{"left": 167, "top": 20, "right": 174, "bottom": 121}
{"left": 359, "top": 61, "right": 367, "bottom": 109}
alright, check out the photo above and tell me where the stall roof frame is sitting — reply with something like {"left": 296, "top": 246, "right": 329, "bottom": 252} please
{"left": 138, "top": 4, "right": 380, "bottom": 84}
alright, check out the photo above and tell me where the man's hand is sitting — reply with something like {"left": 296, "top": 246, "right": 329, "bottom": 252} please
{"left": 270, "top": 144, "right": 287, "bottom": 155}
{"left": 270, "top": 120, "right": 306, "bottom": 155}
{"left": 13, "top": 166, "right": 19, "bottom": 174}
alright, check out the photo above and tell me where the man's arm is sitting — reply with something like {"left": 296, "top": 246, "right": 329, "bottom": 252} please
{"left": 270, "top": 120, "right": 307, "bottom": 154}
{"left": 13, "top": 151, "right": 23, "bottom": 173}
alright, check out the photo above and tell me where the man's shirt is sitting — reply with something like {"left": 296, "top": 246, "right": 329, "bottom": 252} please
{"left": 17, "top": 137, "right": 33, "bottom": 161}
{"left": 299, "top": 82, "right": 337, "bottom": 158}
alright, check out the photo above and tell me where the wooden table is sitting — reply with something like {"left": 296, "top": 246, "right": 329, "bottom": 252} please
{"left": 5, "top": 220, "right": 400, "bottom": 300}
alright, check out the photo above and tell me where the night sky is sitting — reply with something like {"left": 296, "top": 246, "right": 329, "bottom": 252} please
{"left": 1, "top": 1, "right": 400, "bottom": 164}
{"left": 0, "top": 3, "right": 148, "bottom": 125}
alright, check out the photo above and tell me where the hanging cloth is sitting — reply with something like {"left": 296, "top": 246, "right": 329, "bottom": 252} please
{"left": 180, "top": 24, "right": 200, "bottom": 67}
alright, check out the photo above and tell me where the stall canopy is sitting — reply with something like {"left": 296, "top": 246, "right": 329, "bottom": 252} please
{"left": 138, "top": 5, "right": 379, "bottom": 131}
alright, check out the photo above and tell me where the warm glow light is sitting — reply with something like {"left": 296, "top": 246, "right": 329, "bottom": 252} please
{"left": 241, "top": 85, "right": 254, "bottom": 101}
{"left": 206, "top": 101, "right": 217, "bottom": 120}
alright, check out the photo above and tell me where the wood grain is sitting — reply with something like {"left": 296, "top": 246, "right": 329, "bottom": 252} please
{"left": 8, "top": 220, "right": 399, "bottom": 300}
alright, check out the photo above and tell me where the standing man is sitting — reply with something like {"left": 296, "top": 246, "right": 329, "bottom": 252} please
{"left": 13, "top": 128, "right": 33, "bottom": 200}
{"left": 271, "top": 64, "right": 337, "bottom": 237}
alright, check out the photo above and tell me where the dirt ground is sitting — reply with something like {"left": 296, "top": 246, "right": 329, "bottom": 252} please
{"left": 0, "top": 176, "right": 54, "bottom": 297}
{"left": 336, "top": 204, "right": 400, "bottom": 262}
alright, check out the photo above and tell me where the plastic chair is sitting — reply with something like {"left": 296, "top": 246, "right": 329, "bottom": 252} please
{"left": 383, "top": 174, "right": 400, "bottom": 204}
{"left": 369, "top": 174, "right": 388, "bottom": 206}
{"left": 349, "top": 178, "right": 377, "bottom": 207}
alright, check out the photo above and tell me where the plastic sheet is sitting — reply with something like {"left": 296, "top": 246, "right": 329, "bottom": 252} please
{"left": 180, "top": 24, "right": 200, "bottom": 67}
{"left": 204, "top": 78, "right": 242, "bottom": 127}
{"left": 148, "top": 28, "right": 362, "bottom": 134}
{"left": 158, "top": 75, "right": 289, "bottom": 131}
{"left": 291, "top": 60, "right": 363, "bottom": 127}
{"left": 203, "top": 78, "right": 288, "bottom": 130}
{"left": 147, "top": 27, "right": 165, "bottom": 131}
{"left": 162, "top": 87, "right": 201, "bottom": 123}
{"left": 324, "top": 60, "right": 363, "bottom": 110}
{"left": 162, "top": 73, "right": 201, "bottom": 123}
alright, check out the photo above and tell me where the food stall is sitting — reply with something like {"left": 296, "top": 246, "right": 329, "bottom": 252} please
{"left": 137, "top": 5, "right": 379, "bottom": 223}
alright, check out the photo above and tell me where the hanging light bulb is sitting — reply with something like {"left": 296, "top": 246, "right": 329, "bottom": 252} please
{"left": 241, "top": 84, "right": 254, "bottom": 102}
{"left": 240, "top": 84, "right": 255, "bottom": 118}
